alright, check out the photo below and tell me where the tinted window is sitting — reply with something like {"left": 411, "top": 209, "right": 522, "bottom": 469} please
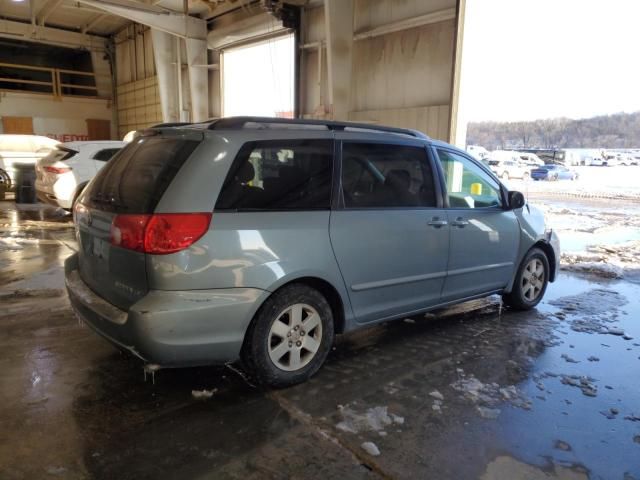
{"left": 437, "top": 149, "right": 502, "bottom": 209}
{"left": 216, "top": 139, "right": 333, "bottom": 210}
{"left": 93, "top": 148, "right": 121, "bottom": 161}
{"left": 341, "top": 143, "right": 436, "bottom": 208}
{"left": 84, "top": 136, "right": 199, "bottom": 213}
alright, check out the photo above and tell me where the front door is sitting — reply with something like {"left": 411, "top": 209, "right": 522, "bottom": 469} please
{"left": 330, "top": 138, "right": 449, "bottom": 324}
{"left": 434, "top": 148, "right": 520, "bottom": 302}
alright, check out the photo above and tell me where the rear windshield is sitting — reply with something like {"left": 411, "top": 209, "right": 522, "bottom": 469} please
{"left": 83, "top": 135, "right": 199, "bottom": 213}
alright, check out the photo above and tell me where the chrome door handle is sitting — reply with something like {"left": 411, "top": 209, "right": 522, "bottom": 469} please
{"left": 451, "top": 217, "right": 469, "bottom": 228}
{"left": 427, "top": 218, "right": 448, "bottom": 228}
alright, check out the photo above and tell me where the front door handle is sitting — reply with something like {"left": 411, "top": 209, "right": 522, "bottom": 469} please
{"left": 451, "top": 217, "right": 469, "bottom": 228}
{"left": 428, "top": 218, "right": 448, "bottom": 228}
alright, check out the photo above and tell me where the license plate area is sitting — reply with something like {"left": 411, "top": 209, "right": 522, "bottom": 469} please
{"left": 91, "top": 236, "right": 110, "bottom": 261}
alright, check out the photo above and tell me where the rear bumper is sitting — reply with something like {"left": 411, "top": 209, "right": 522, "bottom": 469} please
{"left": 36, "top": 189, "right": 70, "bottom": 209}
{"left": 64, "top": 253, "right": 269, "bottom": 367}
{"left": 35, "top": 180, "right": 72, "bottom": 209}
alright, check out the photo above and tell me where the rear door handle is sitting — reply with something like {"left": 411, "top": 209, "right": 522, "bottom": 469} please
{"left": 451, "top": 217, "right": 469, "bottom": 228}
{"left": 427, "top": 218, "right": 448, "bottom": 228}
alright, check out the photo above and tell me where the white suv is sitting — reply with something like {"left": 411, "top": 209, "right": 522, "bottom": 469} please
{"left": 488, "top": 159, "right": 530, "bottom": 180}
{"left": 35, "top": 141, "right": 125, "bottom": 209}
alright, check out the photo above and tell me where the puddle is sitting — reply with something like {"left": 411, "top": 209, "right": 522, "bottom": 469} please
{"left": 493, "top": 274, "right": 640, "bottom": 480}
{"left": 561, "top": 227, "right": 640, "bottom": 252}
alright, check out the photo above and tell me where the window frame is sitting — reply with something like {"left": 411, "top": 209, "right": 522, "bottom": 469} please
{"left": 215, "top": 137, "right": 336, "bottom": 212}
{"left": 335, "top": 139, "right": 443, "bottom": 211}
{"left": 431, "top": 146, "right": 509, "bottom": 211}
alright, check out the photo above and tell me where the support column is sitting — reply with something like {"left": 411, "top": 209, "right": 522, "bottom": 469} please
{"left": 324, "top": 0, "right": 354, "bottom": 120}
{"left": 151, "top": 29, "right": 179, "bottom": 123}
{"left": 185, "top": 38, "right": 209, "bottom": 122}
{"left": 90, "top": 50, "right": 112, "bottom": 99}
{"left": 450, "top": 0, "right": 468, "bottom": 147}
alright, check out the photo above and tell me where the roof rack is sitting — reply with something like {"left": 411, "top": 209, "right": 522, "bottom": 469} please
{"left": 205, "top": 116, "right": 430, "bottom": 140}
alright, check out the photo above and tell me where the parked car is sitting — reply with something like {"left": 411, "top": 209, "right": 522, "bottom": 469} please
{"left": 487, "top": 159, "right": 531, "bottom": 180}
{"left": 35, "top": 141, "right": 125, "bottom": 210}
{"left": 531, "top": 164, "right": 578, "bottom": 181}
{"left": 65, "top": 117, "right": 560, "bottom": 387}
{"left": 620, "top": 154, "right": 637, "bottom": 166}
{"left": 0, "top": 134, "right": 59, "bottom": 198}
{"left": 466, "top": 145, "right": 489, "bottom": 161}
{"left": 517, "top": 152, "right": 545, "bottom": 167}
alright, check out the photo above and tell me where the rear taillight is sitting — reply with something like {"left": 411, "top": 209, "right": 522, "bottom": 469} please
{"left": 44, "top": 166, "right": 72, "bottom": 174}
{"left": 110, "top": 213, "right": 211, "bottom": 255}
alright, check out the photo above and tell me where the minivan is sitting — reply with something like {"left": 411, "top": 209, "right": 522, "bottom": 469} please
{"left": 66, "top": 117, "right": 560, "bottom": 387}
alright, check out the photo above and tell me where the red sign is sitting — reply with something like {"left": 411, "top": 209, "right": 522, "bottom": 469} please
{"left": 46, "top": 133, "right": 89, "bottom": 142}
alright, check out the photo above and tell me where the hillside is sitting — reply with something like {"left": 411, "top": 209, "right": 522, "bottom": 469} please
{"left": 466, "top": 112, "right": 640, "bottom": 150}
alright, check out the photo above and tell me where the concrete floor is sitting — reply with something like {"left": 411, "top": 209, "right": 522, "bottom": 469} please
{"left": 1, "top": 200, "right": 639, "bottom": 480}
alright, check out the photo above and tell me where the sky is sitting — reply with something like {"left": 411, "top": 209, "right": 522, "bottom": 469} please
{"left": 461, "top": 0, "right": 640, "bottom": 122}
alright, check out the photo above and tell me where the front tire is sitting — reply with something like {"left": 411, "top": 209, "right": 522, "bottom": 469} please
{"left": 503, "top": 248, "right": 550, "bottom": 310}
{"left": 241, "top": 284, "right": 334, "bottom": 388}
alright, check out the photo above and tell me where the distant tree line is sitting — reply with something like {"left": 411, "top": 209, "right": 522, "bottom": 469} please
{"left": 466, "top": 111, "right": 640, "bottom": 150}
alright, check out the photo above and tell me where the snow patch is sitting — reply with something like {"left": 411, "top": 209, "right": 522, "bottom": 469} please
{"left": 361, "top": 441, "right": 380, "bottom": 456}
{"left": 336, "top": 405, "right": 404, "bottom": 434}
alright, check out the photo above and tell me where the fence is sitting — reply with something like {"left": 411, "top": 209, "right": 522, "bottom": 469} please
{"left": 0, "top": 61, "right": 98, "bottom": 98}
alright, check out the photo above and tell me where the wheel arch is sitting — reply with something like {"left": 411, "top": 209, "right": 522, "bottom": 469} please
{"left": 505, "top": 241, "right": 557, "bottom": 294}
{"left": 532, "top": 240, "right": 557, "bottom": 282}
{"left": 253, "top": 276, "right": 347, "bottom": 335}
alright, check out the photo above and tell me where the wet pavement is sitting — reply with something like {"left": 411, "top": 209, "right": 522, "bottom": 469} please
{"left": 1, "top": 199, "right": 639, "bottom": 480}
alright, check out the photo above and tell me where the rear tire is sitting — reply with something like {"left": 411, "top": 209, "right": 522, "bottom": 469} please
{"left": 241, "top": 284, "right": 334, "bottom": 388}
{"left": 503, "top": 248, "right": 550, "bottom": 310}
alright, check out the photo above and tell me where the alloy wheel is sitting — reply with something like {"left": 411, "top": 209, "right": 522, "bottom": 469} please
{"left": 268, "top": 303, "right": 323, "bottom": 372}
{"left": 521, "top": 258, "right": 545, "bottom": 302}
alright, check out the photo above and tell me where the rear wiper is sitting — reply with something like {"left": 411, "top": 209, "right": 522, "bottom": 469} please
{"left": 89, "top": 194, "right": 128, "bottom": 210}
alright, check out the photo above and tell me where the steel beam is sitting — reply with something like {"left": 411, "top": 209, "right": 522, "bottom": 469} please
{"left": 76, "top": 0, "right": 206, "bottom": 40}
{"left": 353, "top": 8, "right": 456, "bottom": 41}
{"left": 0, "top": 18, "right": 108, "bottom": 51}
{"left": 36, "top": 0, "right": 65, "bottom": 26}
{"left": 82, "top": 13, "right": 108, "bottom": 34}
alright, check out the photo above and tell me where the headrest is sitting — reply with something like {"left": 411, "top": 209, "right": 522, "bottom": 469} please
{"left": 385, "top": 169, "right": 411, "bottom": 189}
{"left": 235, "top": 161, "right": 255, "bottom": 183}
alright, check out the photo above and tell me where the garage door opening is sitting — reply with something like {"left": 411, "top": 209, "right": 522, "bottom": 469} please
{"left": 222, "top": 34, "right": 295, "bottom": 118}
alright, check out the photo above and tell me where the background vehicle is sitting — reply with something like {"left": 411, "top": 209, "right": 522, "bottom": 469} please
{"left": 65, "top": 117, "right": 560, "bottom": 387}
{"left": 488, "top": 159, "right": 531, "bottom": 180}
{"left": 466, "top": 145, "right": 490, "bottom": 161}
{"left": 517, "top": 152, "right": 545, "bottom": 167}
{"left": 531, "top": 164, "right": 578, "bottom": 181}
{"left": 0, "top": 134, "right": 59, "bottom": 198}
{"left": 35, "top": 141, "right": 125, "bottom": 209}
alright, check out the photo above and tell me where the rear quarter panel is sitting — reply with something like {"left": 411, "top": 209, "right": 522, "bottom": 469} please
{"left": 147, "top": 131, "right": 355, "bottom": 325}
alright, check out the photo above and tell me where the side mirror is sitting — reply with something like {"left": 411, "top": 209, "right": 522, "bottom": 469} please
{"left": 508, "top": 191, "right": 525, "bottom": 210}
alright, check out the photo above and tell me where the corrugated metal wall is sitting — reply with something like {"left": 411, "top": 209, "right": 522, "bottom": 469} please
{"left": 114, "top": 24, "right": 161, "bottom": 137}
{"left": 300, "top": 0, "right": 456, "bottom": 140}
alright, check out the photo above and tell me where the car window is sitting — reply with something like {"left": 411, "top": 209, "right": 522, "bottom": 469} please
{"left": 216, "top": 139, "right": 333, "bottom": 210}
{"left": 84, "top": 136, "right": 199, "bottom": 214}
{"left": 436, "top": 149, "right": 502, "bottom": 209}
{"left": 341, "top": 143, "right": 436, "bottom": 208}
{"left": 92, "top": 148, "right": 121, "bottom": 161}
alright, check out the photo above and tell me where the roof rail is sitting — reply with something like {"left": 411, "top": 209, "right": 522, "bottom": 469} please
{"left": 206, "top": 116, "right": 430, "bottom": 140}
{"left": 151, "top": 122, "right": 194, "bottom": 128}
